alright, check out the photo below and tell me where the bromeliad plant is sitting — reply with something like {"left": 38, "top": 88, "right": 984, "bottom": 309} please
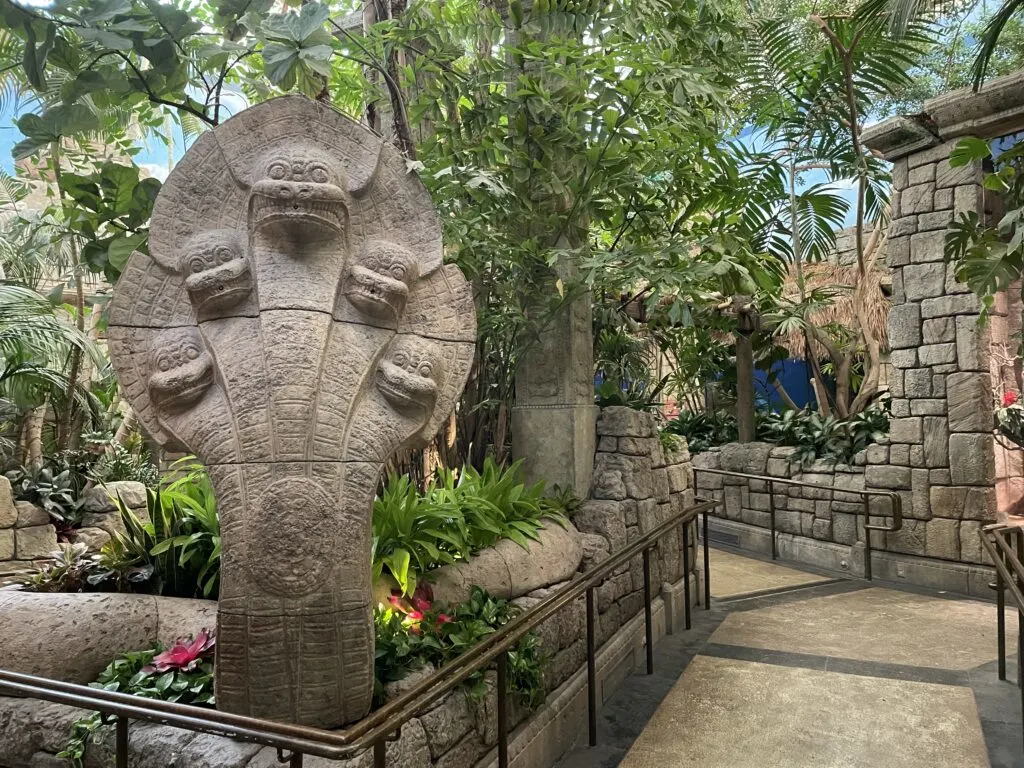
{"left": 372, "top": 458, "right": 572, "bottom": 597}
{"left": 59, "top": 630, "right": 216, "bottom": 767}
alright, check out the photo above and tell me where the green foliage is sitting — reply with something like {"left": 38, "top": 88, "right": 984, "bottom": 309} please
{"left": 593, "top": 327, "right": 663, "bottom": 411}
{"left": 19, "top": 542, "right": 94, "bottom": 592}
{"left": 372, "top": 459, "right": 572, "bottom": 596}
{"left": 59, "top": 632, "right": 215, "bottom": 766}
{"left": 665, "top": 410, "right": 739, "bottom": 455}
{"left": 4, "top": 464, "right": 83, "bottom": 525}
{"left": 666, "top": 400, "right": 890, "bottom": 462}
{"left": 96, "top": 460, "right": 220, "bottom": 598}
{"left": 374, "top": 586, "right": 547, "bottom": 709}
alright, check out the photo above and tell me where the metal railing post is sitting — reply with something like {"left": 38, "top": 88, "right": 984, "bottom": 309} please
{"left": 998, "top": 547, "right": 1007, "bottom": 681}
{"left": 682, "top": 521, "right": 691, "bottom": 630}
{"left": 586, "top": 587, "right": 597, "bottom": 747}
{"left": 373, "top": 740, "right": 386, "bottom": 768}
{"left": 703, "top": 509, "right": 711, "bottom": 610}
{"left": 862, "top": 494, "right": 873, "bottom": 581}
{"left": 289, "top": 753, "right": 303, "bottom": 767}
{"left": 642, "top": 548, "right": 654, "bottom": 674}
{"left": 115, "top": 716, "right": 128, "bottom": 768}
{"left": 497, "top": 651, "right": 509, "bottom": 768}
{"left": 768, "top": 479, "right": 777, "bottom": 560}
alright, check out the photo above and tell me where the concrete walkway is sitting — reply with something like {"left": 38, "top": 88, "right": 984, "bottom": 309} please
{"left": 557, "top": 547, "right": 1022, "bottom": 768}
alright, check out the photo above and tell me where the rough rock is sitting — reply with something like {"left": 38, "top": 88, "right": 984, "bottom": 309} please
{"left": 946, "top": 373, "right": 993, "bottom": 432}
{"left": 14, "top": 502, "right": 49, "bottom": 528}
{"left": 14, "top": 525, "right": 58, "bottom": 560}
{"left": 69, "top": 526, "right": 110, "bottom": 551}
{"left": 0, "top": 477, "right": 16, "bottom": 528}
{"left": 949, "top": 434, "right": 995, "bottom": 486}
{"left": 81, "top": 481, "right": 148, "bottom": 513}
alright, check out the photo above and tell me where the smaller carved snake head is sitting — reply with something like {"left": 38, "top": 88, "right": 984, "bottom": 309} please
{"left": 148, "top": 330, "right": 215, "bottom": 414}
{"left": 181, "top": 230, "right": 251, "bottom": 314}
{"left": 376, "top": 337, "right": 443, "bottom": 415}
{"left": 250, "top": 145, "right": 348, "bottom": 244}
{"left": 344, "top": 240, "right": 418, "bottom": 322}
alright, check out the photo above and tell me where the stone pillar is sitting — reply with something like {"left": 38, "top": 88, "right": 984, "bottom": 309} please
{"left": 511, "top": 272, "right": 598, "bottom": 498}
{"left": 861, "top": 74, "right": 1024, "bottom": 563}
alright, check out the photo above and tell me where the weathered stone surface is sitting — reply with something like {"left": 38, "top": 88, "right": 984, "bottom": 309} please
{"left": 105, "top": 96, "right": 477, "bottom": 728}
{"left": 918, "top": 210, "right": 954, "bottom": 231}
{"left": 909, "top": 230, "right": 945, "bottom": 263}
{"left": 14, "top": 525, "right": 58, "bottom": 559}
{"left": 921, "top": 317, "right": 955, "bottom": 345}
{"left": 596, "top": 406, "right": 652, "bottom": 438}
{"left": 864, "top": 465, "right": 912, "bottom": 490}
{"left": 901, "top": 182, "right": 934, "bottom": 215}
{"left": 888, "top": 417, "right": 923, "bottom": 445}
{"left": 579, "top": 533, "right": 610, "bottom": 572}
{"left": 889, "top": 349, "right": 917, "bottom": 369}
{"left": 81, "top": 481, "right": 148, "bottom": 512}
{"left": 930, "top": 486, "right": 969, "bottom": 519}
{"left": 177, "top": 734, "right": 262, "bottom": 767}
{"left": 909, "top": 399, "right": 946, "bottom": 416}
{"left": 936, "top": 160, "right": 980, "bottom": 188}
{"left": 918, "top": 343, "right": 957, "bottom": 366}
{"left": 904, "top": 369, "right": 932, "bottom": 397}
{"left": 70, "top": 526, "right": 111, "bottom": 551}
{"left": 949, "top": 434, "right": 995, "bottom": 486}
{"left": 922, "top": 417, "right": 949, "bottom": 468}
{"left": 0, "top": 528, "right": 13, "bottom": 560}
{"left": 889, "top": 216, "right": 917, "bottom": 237}
{"left": 419, "top": 691, "right": 474, "bottom": 759}
{"left": 0, "top": 476, "right": 15, "bottom": 528}
{"left": 886, "top": 518, "right": 926, "bottom": 555}
{"left": 888, "top": 235, "right": 910, "bottom": 267}
{"left": 964, "top": 487, "right": 998, "bottom": 522}
{"left": 833, "top": 512, "right": 858, "bottom": 545}
{"left": 946, "top": 372, "right": 993, "bottom": 432}
{"left": 14, "top": 501, "right": 48, "bottom": 528}
{"left": 0, "top": 699, "right": 81, "bottom": 766}
{"left": 959, "top": 520, "right": 985, "bottom": 564}
{"left": 920, "top": 294, "right": 981, "bottom": 318}
{"left": 903, "top": 263, "right": 946, "bottom": 300}
{"left": 908, "top": 164, "right": 935, "bottom": 185}
{"left": 926, "top": 518, "right": 960, "bottom": 560}
{"left": 955, "top": 315, "right": 988, "bottom": 371}
{"left": 887, "top": 304, "right": 921, "bottom": 349}
{"left": 720, "top": 442, "right": 772, "bottom": 475}
{"left": 933, "top": 187, "right": 953, "bottom": 209}
{"left": 0, "top": 592, "right": 159, "bottom": 682}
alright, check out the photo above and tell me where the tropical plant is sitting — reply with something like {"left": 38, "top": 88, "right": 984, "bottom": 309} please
{"left": 997, "top": 390, "right": 1024, "bottom": 447}
{"left": 374, "top": 584, "right": 547, "bottom": 709}
{"left": 737, "top": 0, "right": 934, "bottom": 418}
{"left": 665, "top": 410, "right": 740, "bottom": 455}
{"left": 373, "top": 459, "right": 572, "bottom": 596}
{"left": 92, "top": 460, "right": 220, "bottom": 598}
{"left": 4, "top": 463, "right": 84, "bottom": 527}
{"left": 59, "top": 630, "right": 216, "bottom": 766}
{"left": 18, "top": 542, "right": 96, "bottom": 593}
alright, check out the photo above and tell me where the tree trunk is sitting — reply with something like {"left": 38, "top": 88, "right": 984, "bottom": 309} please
{"left": 736, "top": 333, "right": 756, "bottom": 443}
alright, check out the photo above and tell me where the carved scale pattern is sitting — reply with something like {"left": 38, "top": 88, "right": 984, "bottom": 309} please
{"left": 106, "top": 96, "right": 476, "bottom": 728}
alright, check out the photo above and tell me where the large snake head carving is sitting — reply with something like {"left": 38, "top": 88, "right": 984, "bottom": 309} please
{"left": 250, "top": 145, "right": 348, "bottom": 244}
{"left": 344, "top": 240, "right": 418, "bottom": 323}
{"left": 181, "top": 230, "right": 252, "bottom": 314}
{"left": 147, "top": 329, "right": 215, "bottom": 414}
{"left": 375, "top": 336, "right": 443, "bottom": 415}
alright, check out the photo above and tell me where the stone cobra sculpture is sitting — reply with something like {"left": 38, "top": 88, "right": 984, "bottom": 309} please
{"left": 106, "top": 96, "right": 476, "bottom": 728}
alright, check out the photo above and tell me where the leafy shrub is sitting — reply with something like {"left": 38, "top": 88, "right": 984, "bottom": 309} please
{"left": 20, "top": 459, "right": 220, "bottom": 598}
{"left": 372, "top": 458, "right": 571, "bottom": 596}
{"left": 88, "top": 442, "right": 160, "bottom": 487}
{"left": 664, "top": 409, "right": 738, "bottom": 454}
{"left": 96, "top": 460, "right": 220, "bottom": 598}
{"left": 60, "top": 630, "right": 215, "bottom": 766}
{"left": 666, "top": 401, "right": 890, "bottom": 462}
{"left": 4, "top": 464, "right": 84, "bottom": 527}
{"left": 374, "top": 585, "right": 547, "bottom": 709}
{"left": 19, "top": 542, "right": 95, "bottom": 592}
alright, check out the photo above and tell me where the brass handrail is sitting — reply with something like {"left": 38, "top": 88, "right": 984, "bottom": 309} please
{"left": 980, "top": 523, "right": 1024, "bottom": 750}
{"left": 0, "top": 499, "right": 720, "bottom": 768}
{"left": 694, "top": 467, "right": 903, "bottom": 580}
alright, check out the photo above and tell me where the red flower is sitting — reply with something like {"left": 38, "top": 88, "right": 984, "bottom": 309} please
{"left": 1005, "top": 391, "right": 1019, "bottom": 407}
{"left": 436, "top": 613, "right": 453, "bottom": 625}
{"left": 144, "top": 629, "right": 215, "bottom": 674}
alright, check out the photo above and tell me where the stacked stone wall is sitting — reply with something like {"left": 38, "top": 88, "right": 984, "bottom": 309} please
{"left": 0, "top": 477, "right": 58, "bottom": 578}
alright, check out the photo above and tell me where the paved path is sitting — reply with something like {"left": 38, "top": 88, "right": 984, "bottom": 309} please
{"left": 557, "top": 547, "right": 1022, "bottom": 768}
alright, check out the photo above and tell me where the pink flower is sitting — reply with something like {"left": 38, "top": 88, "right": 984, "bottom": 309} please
{"left": 436, "top": 613, "right": 453, "bottom": 625}
{"left": 144, "top": 630, "right": 215, "bottom": 674}
{"left": 1005, "top": 391, "right": 1019, "bottom": 407}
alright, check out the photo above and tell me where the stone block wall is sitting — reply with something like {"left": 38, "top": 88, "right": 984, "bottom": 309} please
{"left": 0, "top": 477, "right": 58, "bottom": 578}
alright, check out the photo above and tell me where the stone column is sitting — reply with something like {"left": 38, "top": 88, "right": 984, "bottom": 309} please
{"left": 861, "top": 74, "right": 1024, "bottom": 563}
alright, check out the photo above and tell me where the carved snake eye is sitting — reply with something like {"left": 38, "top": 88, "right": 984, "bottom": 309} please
{"left": 156, "top": 354, "right": 173, "bottom": 372}
{"left": 188, "top": 257, "right": 207, "bottom": 274}
{"left": 393, "top": 352, "right": 408, "bottom": 368}
{"left": 268, "top": 162, "right": 288, "bottom": 180}
{"left": 215, "top": 246, "right": 234, "bottom": 263}
{"left": 310, "top": 165, "right": 329, "bottom": 184}
{"left": 389, "top": 263, "right": 407, "bottom": 281}
{"left": 183, "top": 343, "right": 200, "bottom": 361}
{"left": 417, "top": 362, "right": 433, "bottom": 378}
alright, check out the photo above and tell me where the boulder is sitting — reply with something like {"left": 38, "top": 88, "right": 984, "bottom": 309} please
{"left": 429, "top": 522, "right": 582, "bottom": 605}
{"left": 0, "top": 592, "right": 214, "bottom": 683}
{"left": 14, "top": 525, "right": 58, "bottom": 560}
{"left": 15, "top": 502, "right": 49, "bottom": 528}
{"left": 69, "top": 527, "right": 111, "bottom": 552}
{"left": 0, "top": 477, "right": 16, "bottom": 528}
{"left": 81, "top": 482, "right": 148, "bottom": 513}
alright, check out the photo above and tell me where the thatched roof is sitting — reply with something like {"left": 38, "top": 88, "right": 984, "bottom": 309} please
{"left": 776, "top": 261, "right": 891, "bottom": 360}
